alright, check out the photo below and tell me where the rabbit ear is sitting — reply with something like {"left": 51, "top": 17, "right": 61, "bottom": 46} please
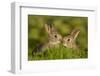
{"left": 45, "top": 24, "right": 52, "bottom": 34}
{"left": 45, "top": 24, "right": 56, "bottom": 34}
{"left": 70, "top": 29, "right": 80, "bottom": 40}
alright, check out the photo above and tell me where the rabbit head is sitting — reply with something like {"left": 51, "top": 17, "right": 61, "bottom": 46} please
{"left": 32, "top": 24, "right": 62, "bottom": 56}
{"left": 62, "top": 29, "right": 80, "bottom": 49}
{"left": 45, "top": 24, "right": 62, "bottom": 47}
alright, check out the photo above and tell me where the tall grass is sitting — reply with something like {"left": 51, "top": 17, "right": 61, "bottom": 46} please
{"left": 28, "top": 45, "right": 87, "bottom": 60}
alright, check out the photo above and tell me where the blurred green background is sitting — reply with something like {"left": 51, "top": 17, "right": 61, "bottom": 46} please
{"left": 28, "top": 15, "right": 88, "bottom": 60}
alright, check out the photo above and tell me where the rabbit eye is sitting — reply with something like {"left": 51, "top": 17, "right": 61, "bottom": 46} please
{"left": 67, "top": 39, "right": 70, "bottom": 41}
{"left": 54, "top": 35, "right": 57, "bottom": 38}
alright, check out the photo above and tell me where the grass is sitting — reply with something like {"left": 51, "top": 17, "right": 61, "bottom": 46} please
{"left": 28, "top": 45, "right": 88, "bottom": 61}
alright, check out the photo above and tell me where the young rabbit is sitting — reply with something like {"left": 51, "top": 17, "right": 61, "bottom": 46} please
{"left": 32, "top": 24, "right": 62, "bottom": 56}
{"left": 62, "top": 29, "right": 80, "bottom": 49}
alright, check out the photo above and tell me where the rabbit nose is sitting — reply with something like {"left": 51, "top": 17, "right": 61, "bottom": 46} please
{"left": 61, "top": 39, "right": 63, "bottom": 43}
{"left": 59, "top": 37, "right": 62, "bottom": 41}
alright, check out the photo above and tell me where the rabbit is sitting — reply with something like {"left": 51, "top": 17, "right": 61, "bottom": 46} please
{"left": 62, "top": 29, "right": 80, "bottom": 49}
{"left": 32, "top": 23, "right": 62, "bottom": 56}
